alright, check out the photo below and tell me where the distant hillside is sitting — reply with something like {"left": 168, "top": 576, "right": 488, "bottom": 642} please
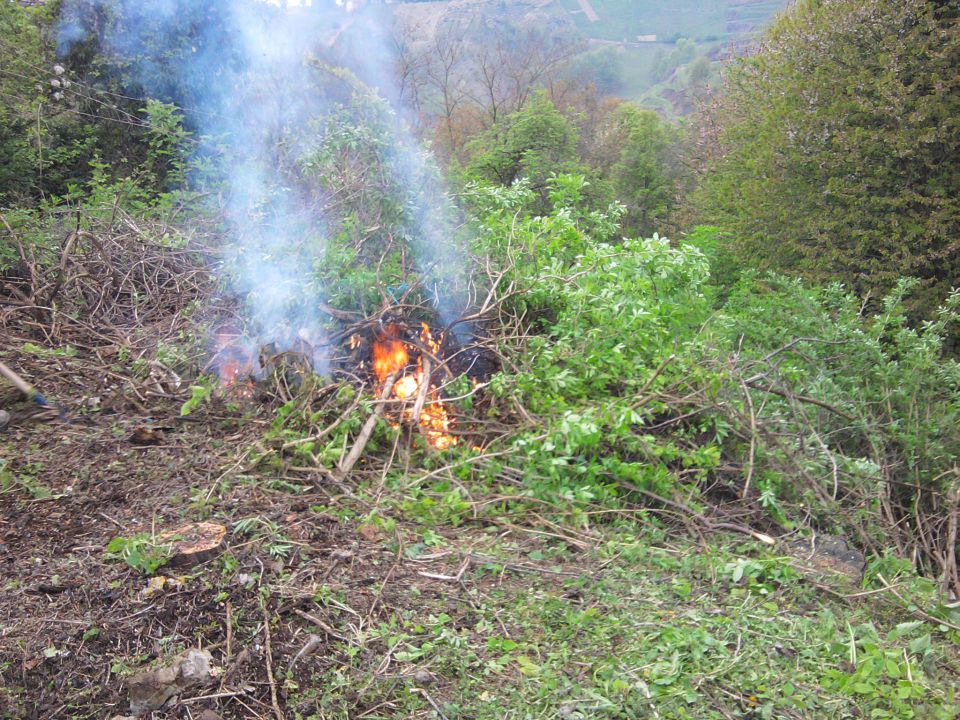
{"left": 391, "top": 0, "right": 793, "bottom": 116}
{"left": 555, "top": 0, "right": 791, "bottom": 42}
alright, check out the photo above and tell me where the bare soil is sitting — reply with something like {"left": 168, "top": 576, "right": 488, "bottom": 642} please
{"left": 0, "top": 344, "right": 571, "bottom": 719}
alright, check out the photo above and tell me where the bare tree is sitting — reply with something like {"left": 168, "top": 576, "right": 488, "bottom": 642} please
{"left": 466, "top": 26, "right": 584, "bottom": 127}
{"left": 422, "top": 26, "right": 469, "bottom": 153}
{"left": 390, "top": 16, "right": 585, "bottom": 161}
{"left": 391, "top": 20, "right": 429, "bottom": 122}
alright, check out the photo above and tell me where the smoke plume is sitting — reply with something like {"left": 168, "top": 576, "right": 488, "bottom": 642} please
{"left": 57, "top": 0, "right": 465, "bottom": 373}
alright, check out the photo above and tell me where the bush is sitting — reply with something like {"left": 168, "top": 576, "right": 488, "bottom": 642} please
{"left": 467, "top": 175, "right": 960, "bottom": 591}
{"left": 690, "top": 0, "right": 960, "bottom": 319}
{"left": 463, "top": 93, "right": 592, "bottom": 213}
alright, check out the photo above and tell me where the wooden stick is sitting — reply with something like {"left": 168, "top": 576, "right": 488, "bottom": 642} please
{"left": 336, "top": 373, "right": 396, "bottom": 478}
{"left": 0, "top": 360, "right": 35, "bottom": 398}
{"left": 292, "top": 608, "right": 351, "bottom": 642}
{"left": 260, "top": 596, "right": 284, "bottom": 720}
{"left": 944, "top": 486, "right": 959, "bottom": 597}
{"left": 410, "top": 687, "right": 450, "bottom": 720}
{"left": 225, "top": 601, "right": 233, "bottom": 666}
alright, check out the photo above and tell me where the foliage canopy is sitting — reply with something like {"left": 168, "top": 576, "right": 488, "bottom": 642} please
{"left": 692, "top": 0, "right": 960, "bottom": 317}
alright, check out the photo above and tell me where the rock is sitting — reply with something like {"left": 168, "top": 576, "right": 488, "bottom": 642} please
{"left": 413, "top": 669, "right": 434, "bottom": 685}
{"left": 0, "top": 410, "right": 9, "bottom": 430}
{"left": 786, "top": 535, "right": 866, "bottom": 584}
{"left": 128, "top": 649, "right": 217, "bottom": 714}
{"left": 196, "top": 711, "right": 223, "bottom": 720}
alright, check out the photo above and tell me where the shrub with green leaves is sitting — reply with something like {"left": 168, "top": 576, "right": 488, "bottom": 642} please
{"left": 465, "top": 175, "right": 711, "bottom": 502}
{"left": 463, "top": 92, "right": 599, "bottom": 214}
{"left": 466, "top": 174, "right": 960, "bottom": 592}
{"left": 701, "top": 276, "right": 960, "bottom": 587}
{"left": 105, "top": 533, "right": 173, "bottom": 574}
{"left": 690, "top": 0, "right": 960, "bottom": 319}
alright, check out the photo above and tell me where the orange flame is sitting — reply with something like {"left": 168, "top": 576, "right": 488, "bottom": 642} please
{"left": 372, "top": 325, "right": 410, "bottom": 382}
{"left": 371, "top": 322, "right": 457, "bottom": 450}
{"left": 213, "top": 330, "right": 256, "bottom": 398}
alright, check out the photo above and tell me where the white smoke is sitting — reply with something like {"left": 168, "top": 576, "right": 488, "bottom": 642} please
{"left": 58, "top": 0, "right": 466, "bottom": 373}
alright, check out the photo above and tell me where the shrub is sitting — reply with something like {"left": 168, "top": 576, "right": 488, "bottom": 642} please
{"left": 690, "top": 0, "right": 960, "bottom": 319}
{"left": 468, "top": 176, "right": 960, "bottom": 592}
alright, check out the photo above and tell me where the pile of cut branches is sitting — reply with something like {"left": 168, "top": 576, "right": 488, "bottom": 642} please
{"left": 1, "top": 205, "right": 214, "bottom": 353}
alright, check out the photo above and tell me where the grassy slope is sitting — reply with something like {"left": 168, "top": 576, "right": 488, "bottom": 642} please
{"left": 555, "top": 0, "right": 789, "bottom": 41}
{"left": 557, "top": 0, "right": 728, "bottom": 41}
{"left": 554, "top": 0, "right": 790, "bottom": 110}
{"left": 317, "top": 516, "right": 960, "bottom": 720}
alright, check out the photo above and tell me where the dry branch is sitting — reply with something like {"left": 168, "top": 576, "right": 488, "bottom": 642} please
{"left": 336, "top": 373, "right": 397, "bottom": 478}
{"left": 259, "top": 596, "right": 284, "bottom": 720}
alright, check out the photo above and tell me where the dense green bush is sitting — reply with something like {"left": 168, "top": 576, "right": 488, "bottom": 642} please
{"left": 0, "top": 1, "right": 100, "bottom": 203}
{"left": 463, "top": 92, "right": 596, "bottom": 213}
{"left": 691, "top": 0, "right": 960, "bottom": 318}
{"left": 0, "top": 1, "right": 181, "bottom": 204}
{"left": 465, "top": 176, "right": 712, "bottom": 502}
{"left": 466, "top": 175, "right": 960, "bottom": 589}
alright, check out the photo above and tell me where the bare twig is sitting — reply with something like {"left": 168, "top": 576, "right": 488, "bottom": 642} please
{"left": 225, "top": 601, "right": 233, "bottom": 666}
{"left": 629, "top": 354, "right": 676, "bottom": 410}
{"left": 259, "top": 596, "right": 284, "bottom": 720}
{"left": 745, "top": 380, "right": 854, "bottom": 421}
{"left": 292, "top": 608, "right": 351, "bottom": 643}
{"left": 286, "top": 634, "right": 324, "bottom": 675}
{"left": 410, "top": 687, "right": 450, "bottom": 720}
{"left": 739, "top": 378, "right": 756, "bottom": 500}
{"left": 943, "top": 484, "right": 960, "bottom": 597}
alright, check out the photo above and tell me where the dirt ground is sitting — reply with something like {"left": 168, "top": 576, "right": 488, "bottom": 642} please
{"left": 0, "top": 341, "right": 576, "bottom": 719}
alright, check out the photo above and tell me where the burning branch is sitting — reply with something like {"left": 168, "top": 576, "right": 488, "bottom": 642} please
{"left": 370, "top": 321, "right": 459, "bottom": 450}
{"left": 410, "top": 355, "right": 431, "bottom": 427}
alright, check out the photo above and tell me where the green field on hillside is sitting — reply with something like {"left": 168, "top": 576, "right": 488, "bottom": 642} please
{"left": 557, "top": 0, "right": 788, "bottom": 41}
{"left": 616, "top": 44, "right": 669, "bottom": 96}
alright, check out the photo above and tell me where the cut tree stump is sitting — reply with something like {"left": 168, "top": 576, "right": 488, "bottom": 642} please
{"left": 161, "top": 522, "right": 227, "bottom": 569}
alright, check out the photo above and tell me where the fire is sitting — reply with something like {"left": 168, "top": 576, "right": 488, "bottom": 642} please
{"left": 371, "top": 322, "right": 457, "bottom": 450}
{"left": 213, "top": 329, "right": 256, "bottom": 398}
{"left": 394, "top": 375, "right": 420, "bottom": 398}
{"left": 372, "top": 326, "right": 410, "bottom": 382}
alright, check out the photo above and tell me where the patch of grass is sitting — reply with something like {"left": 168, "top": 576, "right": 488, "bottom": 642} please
{"left": 104, "top": 533, "right": 174, "bottom": 575}
{"left": 20, "top": 341, "right": 78, "bottom": 358}
{"left": 556, "top": 0, "right": 789, "bottom": 43}
{"left": 612, "top": 44, "right": 664, "bottom": 97}
{"left": 289, "top": 523, "right": 960, "bottom": 719}
{"left": 558, "top": 0, "right": 730, "bottom": 41}
{"left": 232, "top": 516, "right": 295, "bottom": 561}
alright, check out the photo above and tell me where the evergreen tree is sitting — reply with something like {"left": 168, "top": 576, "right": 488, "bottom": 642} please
{"left": 463, "top": 92, "right": 586, "bottom": 210}
{"left": 607, "top": 105, "right": 678, "bottom": 236}
{"left": 692, "top": 0, "right": 960, "bottom": 316}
